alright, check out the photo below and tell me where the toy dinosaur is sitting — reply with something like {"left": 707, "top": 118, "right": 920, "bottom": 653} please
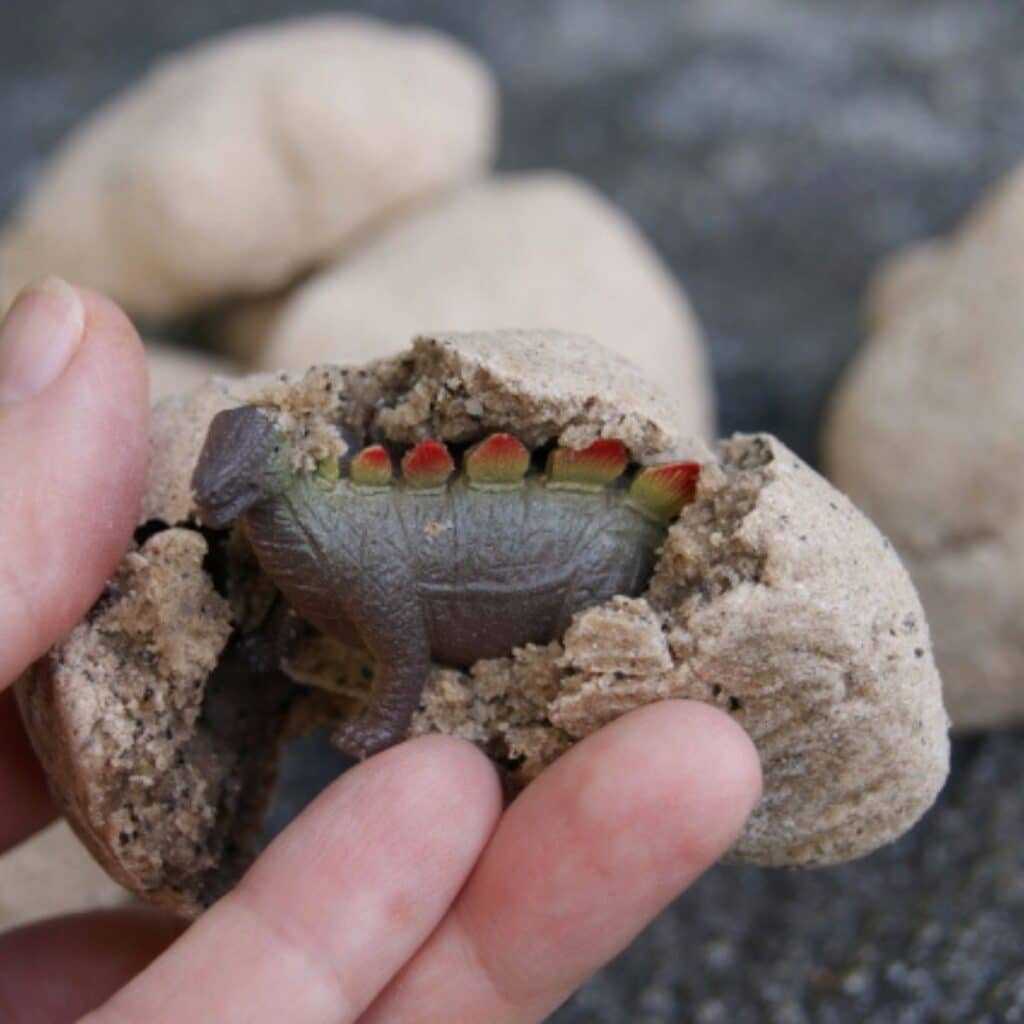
{"left": 192, "top": 405, "right": 699, "bottom": 758}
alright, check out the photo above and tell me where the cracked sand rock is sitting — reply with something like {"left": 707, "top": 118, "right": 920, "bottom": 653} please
{"left": 0, "top": 16, "right": 496, "bottom": 319}
{"left": 825, "top": 166, "right": 1024, "bottom": 730}
{"left": 18, "top": 330, "right": 948, "bottom": 913}
{"left": 215, "top": 174, "right": 713, "bottom": 438}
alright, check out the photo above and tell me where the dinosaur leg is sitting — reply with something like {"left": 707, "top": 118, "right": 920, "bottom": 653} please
{"left": 234, "top": 598, "right": 307, "bottom": 675}
{"left": 331, "top": 657, "right": 431, "bottom": 759}
{"left": 330, "top": 594, "right": 432, "bottom": 760}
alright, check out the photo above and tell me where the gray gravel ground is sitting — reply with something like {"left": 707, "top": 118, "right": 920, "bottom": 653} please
{"left": 4, "top": 1, "right": 1024, "bottom": 1020}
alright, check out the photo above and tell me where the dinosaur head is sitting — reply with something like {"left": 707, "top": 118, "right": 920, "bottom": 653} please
{"left": 192, "top": 406, "right": 292, "bottom": 529}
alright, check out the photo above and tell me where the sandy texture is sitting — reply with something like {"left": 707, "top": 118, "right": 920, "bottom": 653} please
{"left": 0, "top": 821, "right": 128, "bottom": 930}
{"left": 861, "top": 240, "right": 949, "bottom": 333}
{"left": 19, "top": 331, "right": 948, "bottom": 913}
{"left": 825, "top": 165, "right": 1024, "bottom": 730}
{"left": 215, "top": 174, "right": 714, "bottom": 437}
{"left": 0, "top": 16, "right": 496, "bottom": 318}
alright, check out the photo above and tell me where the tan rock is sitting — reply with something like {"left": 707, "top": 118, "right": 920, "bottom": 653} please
{"left": 0, "top": 821, "right": 127, "bottom": 931}
{"left": 825, "top": 166, "right": 1024, "bottom": 729}
{"left": 145, "top": 342, "right": 235, "bottom": 404}
{"left": 862, "top": 239, "right": 949, "bottom": 332}
{"left": 218, "top": 174, "right": 714, "bottom": 438}
{"left": 18, "top": 330, "right": 947, "bottom": 914}
{"left": 0, "top": 16, "right": 496, "bottom": 319}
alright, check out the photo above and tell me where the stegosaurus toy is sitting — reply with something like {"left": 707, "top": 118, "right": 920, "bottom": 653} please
{"left": 192, "top": 405, "right": 700, "bottom": 758}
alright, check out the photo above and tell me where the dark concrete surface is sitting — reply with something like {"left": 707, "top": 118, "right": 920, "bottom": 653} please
{"left": 4, "top": 1, "right": 1023, "bottom": 1020}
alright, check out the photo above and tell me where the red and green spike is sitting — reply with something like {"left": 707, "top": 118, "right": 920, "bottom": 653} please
{"left": 350, "top": 445, "right": 393, "bottom": 486}
{"left": 547, "top": 438, "right": 628, "bottom": 488}
{"left": 402, "top": 439, "right": 455, "bottom": 489}
{"left": 465, "top": 433, "right": 530, "bottom": 485}
{"left": 629, "top": 462, "right": 701, "bottom": 523}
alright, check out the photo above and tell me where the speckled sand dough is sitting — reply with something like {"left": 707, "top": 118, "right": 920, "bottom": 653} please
{"left": 0, "top": 16, "right": 496, "bottom": 318}
{"left": 826, "top": 165, "right": 1024, "bottom": 730}
{"left": 18, "top": 331, "right": 948, "bottom": 913}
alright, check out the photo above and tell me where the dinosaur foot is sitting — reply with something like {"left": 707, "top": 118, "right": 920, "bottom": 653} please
{"left": 331, "top": 715, "right": 406, "bottom": 760}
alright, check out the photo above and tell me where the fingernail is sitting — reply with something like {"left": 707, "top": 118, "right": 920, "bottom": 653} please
{"left": 0, "top": 277, "right": 85, "bottom": 404}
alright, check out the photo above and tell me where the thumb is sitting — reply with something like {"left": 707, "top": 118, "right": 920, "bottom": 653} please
{"left": 0, "top": 279, "right": 148, "bottom": 688}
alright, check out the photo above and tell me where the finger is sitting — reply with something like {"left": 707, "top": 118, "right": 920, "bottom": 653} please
{"left": 0, "top": 908, "right": 183, "bottom": 1024}
{"left": 364, "top": 701, "right": 762, "bottom": 1024}
{"left": 0, "top": 689, "right": 55, "bottom": 850}
{"left": 0, "top": 279, "right": 148, "bottom": 689}
{"left": 84, "top": 735, "right": 502, "bottom": 1024}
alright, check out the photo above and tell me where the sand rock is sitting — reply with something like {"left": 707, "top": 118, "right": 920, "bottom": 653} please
{"left": 18, "top": 331, "right": 947, "bottom": 913}
{"left": 145, "top": 342, "right": 235, "bottom": 404}
{"left": 0, "top": 16, "right": 496, "bottom": 319}
{"left": 825, "top": 166, "right": 1024, "bottom": 729}
{"left": 217, "top": 175, "right": 714, "bottom": 437}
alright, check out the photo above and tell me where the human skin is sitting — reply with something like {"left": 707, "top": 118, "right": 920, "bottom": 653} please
{"left": 0, "top": 281, "right": 761, "bottom": 1023}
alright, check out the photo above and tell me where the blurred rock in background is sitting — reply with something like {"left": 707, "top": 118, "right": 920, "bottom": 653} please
{"left": 826, "top": 167, "right": 1024, "bottom": 734}
{"left": 219, "top": 173, "right": 712, "bottom": 433}
{"left": 0, "top": 822, "right": 127, "bottom": 931}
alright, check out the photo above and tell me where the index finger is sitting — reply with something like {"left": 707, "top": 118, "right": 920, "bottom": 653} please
{"left": 82, "top": 735, "right": 502, "bottom": 1024}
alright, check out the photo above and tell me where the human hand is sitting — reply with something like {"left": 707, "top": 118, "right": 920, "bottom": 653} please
{"left": 0, "top": 281, "right": 762, "bottom": 1023}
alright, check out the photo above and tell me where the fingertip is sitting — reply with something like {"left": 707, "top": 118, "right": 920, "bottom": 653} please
{"left": 249, "top": 732, "right": 503, "bottom": 899}
{"left": 390, "top": 733, "right": 504, "bottom": 816}
{"left": 632, "top": 699, "right": 762, "bottom": 800}
{"left": 610, "top": 700, "right": 762, "bottom": 862}
{"left": 319, "top": 733, "right": 504, "bottom": 863}
{"left": 78, "top": 286, "right": 147, "bottom": 362}
{"left": 363, "top": 700, "right": 763, "bottom": 1023}
{"left": 525, "top": 699, "right": 762, "bottom": 883}
{"left": 75, "top": 285, "right": 150, "bottom": 431}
